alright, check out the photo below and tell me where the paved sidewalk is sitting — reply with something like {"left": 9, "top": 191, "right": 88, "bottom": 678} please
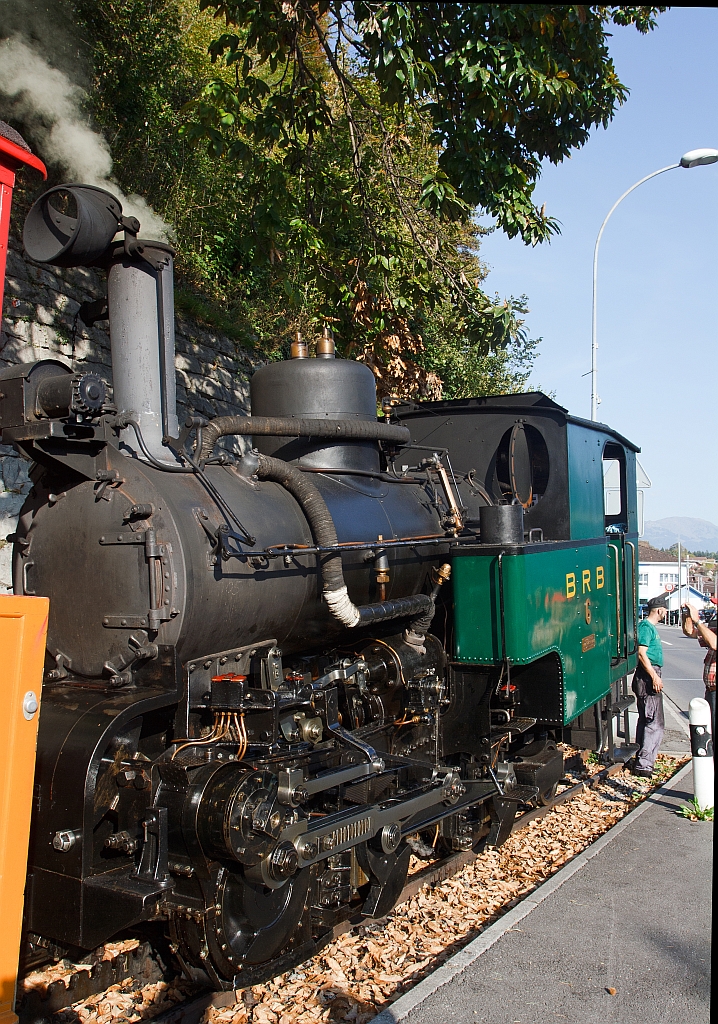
{"left": 372, "top": 763, "right": 711, "bottom": 1024}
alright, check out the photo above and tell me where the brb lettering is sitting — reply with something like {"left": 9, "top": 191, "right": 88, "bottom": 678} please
{"left": 565, "top": 566, "right": 604, "bottom": 599}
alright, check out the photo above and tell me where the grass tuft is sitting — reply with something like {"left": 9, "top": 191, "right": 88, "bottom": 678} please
{"left": 678, "top": 798, "right": 714, "bottom": 821}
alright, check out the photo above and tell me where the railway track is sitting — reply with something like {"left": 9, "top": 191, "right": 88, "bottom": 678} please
{"left": 17, "top": 762, "right": 626, "bottom": 1024}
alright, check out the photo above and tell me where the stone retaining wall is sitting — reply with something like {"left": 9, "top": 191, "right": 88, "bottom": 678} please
{"left": 0, "top": 240, "right": 258, "bottom": 589}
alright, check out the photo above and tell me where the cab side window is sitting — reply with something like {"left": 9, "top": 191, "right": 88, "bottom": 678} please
{"left": 603, "top": 442, "right": 627, "bottom": 534}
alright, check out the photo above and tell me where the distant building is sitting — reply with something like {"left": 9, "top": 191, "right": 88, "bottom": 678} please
{"left": 637, "top": 558, "right": 688, "bottom": 604}
{"left": 636, "top": 541, "right": 711, "bottom": 612}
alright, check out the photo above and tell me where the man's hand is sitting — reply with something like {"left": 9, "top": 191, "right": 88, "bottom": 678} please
{"left": 652, "top": 674, "right": 663, "bottom": 693}
{"left": 682, "top": 604, "right": 698, "bottom": 637}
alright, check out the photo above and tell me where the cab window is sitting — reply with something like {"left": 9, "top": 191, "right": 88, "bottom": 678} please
{"left": 603, "top": 442, "right": 627, "bottom": 533}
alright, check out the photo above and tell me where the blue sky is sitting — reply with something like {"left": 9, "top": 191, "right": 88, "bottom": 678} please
{"left": 478, "top": 6, "right": 718, "bottom": 525}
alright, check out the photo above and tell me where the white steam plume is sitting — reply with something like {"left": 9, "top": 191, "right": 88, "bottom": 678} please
{"left": 0, "top": 36, "right": 173, "bottom": 242}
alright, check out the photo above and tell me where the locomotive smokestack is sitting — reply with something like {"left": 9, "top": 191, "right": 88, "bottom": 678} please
{"left": 22, "top": 183, "right": 179, "bottom": 463}
{"left": 106, "top": 249, "right": 179, "bottom": 461}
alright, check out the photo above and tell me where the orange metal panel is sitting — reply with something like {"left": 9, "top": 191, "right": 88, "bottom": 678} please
{"left": 0, "top": 596, "right": 49, "bottom": 1024}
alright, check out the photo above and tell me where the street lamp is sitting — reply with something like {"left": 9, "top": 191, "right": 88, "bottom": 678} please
{"left": 590, "top": 148, "right": 718, "bottom": 420}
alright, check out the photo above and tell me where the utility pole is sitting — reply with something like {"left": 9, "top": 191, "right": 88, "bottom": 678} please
{"left": 676, "top": 539, "right": 679, "bottom": 625}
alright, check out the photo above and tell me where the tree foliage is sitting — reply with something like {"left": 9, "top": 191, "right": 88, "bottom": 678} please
{"left": 179, "top": 2, "right": 663, "bottom": 395}
{"left": 3, "top": 2, "right": 664, "bottom": 399}
{"left": 194, "top": 3, "right": 663, "bottom": 241}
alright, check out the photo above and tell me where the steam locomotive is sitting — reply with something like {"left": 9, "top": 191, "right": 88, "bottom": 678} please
{"left": 0, "top": 180, "right": 639, "bottom": 990}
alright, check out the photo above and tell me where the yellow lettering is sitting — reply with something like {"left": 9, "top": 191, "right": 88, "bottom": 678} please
{"left": 582, "top": 569, "right": 591, "bottom": 593}
{"left": 596, "top": 565, "right": 604, "bottom": 589}
{"left": 566, "top": 573, "right": 576, "bottom": 600}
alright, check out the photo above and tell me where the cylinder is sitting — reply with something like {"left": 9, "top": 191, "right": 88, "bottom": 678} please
{"left": 689, "top": 697, "right": 714, "bottom": 812}
{"left": 480, "top": 504, "right": 524, "bottom": 545}
{"left": 250, "top": 356, "right": 380, "bottom": 472}
{"left": 107, "top": 251, "right": 179, "bottom": 464}
{"left": 35, "top": 372, "right": 106, "bottom": 419}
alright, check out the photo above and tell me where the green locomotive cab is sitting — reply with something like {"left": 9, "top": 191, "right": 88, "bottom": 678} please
{"left": 395, "top": 392, "right": 639, "bottom": 758}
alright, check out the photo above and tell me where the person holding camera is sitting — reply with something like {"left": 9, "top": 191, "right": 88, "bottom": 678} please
{"left": 682, "top": 602, "right": 716, "bottom": 735}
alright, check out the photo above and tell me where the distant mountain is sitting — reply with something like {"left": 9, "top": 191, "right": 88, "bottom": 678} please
{"left": 643, "top": 517, "right": 718, "bottom": 552}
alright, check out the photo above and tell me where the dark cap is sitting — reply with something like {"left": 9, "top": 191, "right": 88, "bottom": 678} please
{"left": 647, "top": 594, "right": 669, "bottom": 610}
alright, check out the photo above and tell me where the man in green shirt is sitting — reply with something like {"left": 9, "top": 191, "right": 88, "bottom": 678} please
{"left": 632, "top": 594, "right": 667, "bottom": 777}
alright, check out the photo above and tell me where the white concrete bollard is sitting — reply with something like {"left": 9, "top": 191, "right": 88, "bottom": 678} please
{"left": 688, "top": 697, "right": 714, "bottom": 811}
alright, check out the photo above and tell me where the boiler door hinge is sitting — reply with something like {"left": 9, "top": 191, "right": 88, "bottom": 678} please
{"left": 100, "top": 529, "right": 178, "bottom": 629}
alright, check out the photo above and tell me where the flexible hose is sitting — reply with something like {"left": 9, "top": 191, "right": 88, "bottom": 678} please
{"left": 198, "top": 415, "right": 410, "bottom": 461}
{"left": 255, "top": 453, "right": 433, "bottom": 629}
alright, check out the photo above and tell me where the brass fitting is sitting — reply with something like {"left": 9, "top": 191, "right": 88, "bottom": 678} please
{"left": 290, "top": 331, "right": 308, "bottom": 359}
{"left": 431, "top": 563, "right": 452, "bottom": 587}
{"left": 375, "top": 536, "right": 390, "bottom": 601}
{"left": 316, "top": 327, "right": 335, "bottom": 359}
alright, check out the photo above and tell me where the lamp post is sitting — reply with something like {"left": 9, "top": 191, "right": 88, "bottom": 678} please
{"left": 590, "top": 148, "right": 718, "bottom": 421}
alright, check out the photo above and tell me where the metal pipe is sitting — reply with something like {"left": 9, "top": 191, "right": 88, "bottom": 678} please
{"left": 263, "top": 534, "right": 455, "bottom": 558}
{"left": 198, "top": 415, "right": 410, "bottom": 461}
{"left": 297, "top": 466, "right": 420, "bottom": 484}
{"left": 608, "top": 543, "right": 622, "bottom": 660}
{"left": 434, "top": 457, "right": 464, "bottom": 533}
{"left": 156, "top": 257, "right": 178, "bottom": 444}
{"left": 625, "top": 539, "right": 637, "bottom": 655}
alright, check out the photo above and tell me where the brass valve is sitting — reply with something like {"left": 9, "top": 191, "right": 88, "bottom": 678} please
{"left": 431, "top": 563, "right": 452, "bottom": 587}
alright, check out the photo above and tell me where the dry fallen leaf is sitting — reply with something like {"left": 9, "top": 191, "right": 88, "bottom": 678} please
{"left": 25, "top": 752, "right": 685, "bottom": 1024}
